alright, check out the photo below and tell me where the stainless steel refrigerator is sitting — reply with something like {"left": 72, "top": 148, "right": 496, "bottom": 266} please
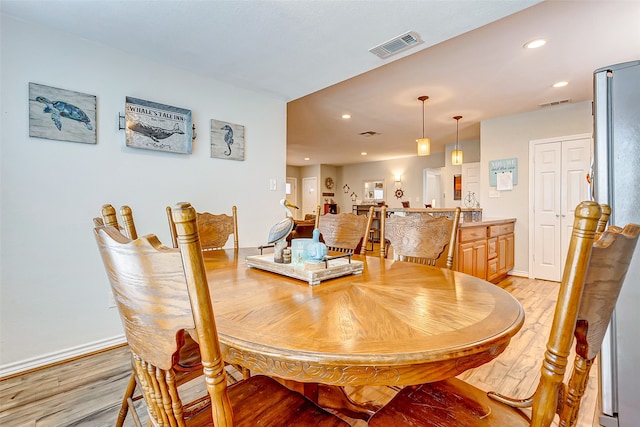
{"left": 593, "top": 60, "right": 640, "bottom": 427}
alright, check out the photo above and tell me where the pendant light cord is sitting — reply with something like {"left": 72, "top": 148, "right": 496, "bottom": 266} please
{"left": 454, "top": 115, "right": 462, "bottom": 150}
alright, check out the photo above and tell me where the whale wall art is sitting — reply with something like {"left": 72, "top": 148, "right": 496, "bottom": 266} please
{"left": 210, "top": 118, "right": 245, "bottom": 161}
{"left": 29, "top": 82, "right": 97, "bottom": 144}
{"left": 125, "top": 96, "right": 192, "bottom": 154}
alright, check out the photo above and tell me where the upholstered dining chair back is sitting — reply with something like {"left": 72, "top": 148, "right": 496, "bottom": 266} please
{"left": 317, "top": 206, "right": 374, "bottom": 255}
{"left": 368, "top": 201, "right": 640, "bottom": 427}
{"left": 95, "top": 202, "right": 348, "bottom": 427}
{"left": 380, "top": 206, "right": 461, "bottom": 268}
{"left": 167, "top": 205, "right": 238, "bottom": 250}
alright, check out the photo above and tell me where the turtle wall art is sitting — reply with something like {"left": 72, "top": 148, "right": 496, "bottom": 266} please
{"left": 29, "top": 83, "right": 97, "bottom": 144}
{"left": 210, "top": 119, "right": 245, "bottom": 161}
{"left": 125, "top": 97, "right": 193, "bottom": 154}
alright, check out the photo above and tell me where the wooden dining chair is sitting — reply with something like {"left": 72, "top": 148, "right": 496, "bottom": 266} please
{"left": 368, "top": 201, "right": 640, "bottom": 427}
{"left": 167, "top": 205, "right": 238, "bottom": 250}
{"left": 379, "top": 206, "right": 461, "bottom": 268}
{"left": 96, "top": 204, "right": 204, "bottom": 427}
{"left": 316, "top": 206, "right": 374, "bottom": 255}
{"left": 95, "top": 202, "right": 348, "bottom": 427}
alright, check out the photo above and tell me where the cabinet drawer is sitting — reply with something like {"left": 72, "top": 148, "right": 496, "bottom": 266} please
{"left": 459, "top": 226, "right": 487, "bottom": 242}
{"left": 489, "top": 223, "right": 514, "bottom": 237}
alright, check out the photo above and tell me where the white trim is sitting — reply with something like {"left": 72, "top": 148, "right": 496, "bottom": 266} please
{"left": 508, "top": 269, "right": 529, "bottom": 278}
{"left": 0, "top": 335, "right": 126, "bottom": 378}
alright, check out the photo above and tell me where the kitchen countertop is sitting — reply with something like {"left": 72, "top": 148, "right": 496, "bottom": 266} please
{"left": 459, "top": 217, "right": 516, "bottom": 227}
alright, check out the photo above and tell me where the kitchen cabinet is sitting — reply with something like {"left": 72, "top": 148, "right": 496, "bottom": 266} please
{"left": 457, "top": 226, "right": 488, "bottom": 280}
{"left": 457, "top": 219, "right": 515, "bottom": 283}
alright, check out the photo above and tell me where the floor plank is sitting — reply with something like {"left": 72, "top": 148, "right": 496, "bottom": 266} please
{"left": 0, "top": 275, "right": 601, "bottom": 426}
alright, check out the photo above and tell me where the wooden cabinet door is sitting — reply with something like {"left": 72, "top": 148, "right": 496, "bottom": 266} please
{"left": 474, "top": 240, "right": 487, "bottom": 280}
{"left": 497, "top": 235, "right": 507, "bottom": 273}
{"left": 504, "top": 233, "right": 514, "bottom": 271}
{"left": 458, "top": 241, "right": 476, "bottom": 276}
{"left": 458, "top": 240, "right": 487, "bottom": 280}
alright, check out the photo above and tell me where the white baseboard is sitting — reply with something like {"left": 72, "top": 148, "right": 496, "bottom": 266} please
{"left": 0, "top": 335, "right": 126, "bottom": 379}
{"left": 508, "top": 269, "right": 529, "bottom": 278}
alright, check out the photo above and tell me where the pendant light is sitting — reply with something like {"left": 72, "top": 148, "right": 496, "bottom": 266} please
{"left": 416, "top": 96, "right": 430, "bottom": 156}
{"left": 451, "top": 115, "right": 463, "bottom": 165}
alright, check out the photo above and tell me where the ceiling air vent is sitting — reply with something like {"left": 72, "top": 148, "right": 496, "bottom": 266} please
{"left": 539, "top": 99, "right": 572, "bottom": 108}
{"left": 359, "top": 131, "right": 379, "bottom": 137}
{"left": 369, "top": 31, "right": 423, "bottom": 59}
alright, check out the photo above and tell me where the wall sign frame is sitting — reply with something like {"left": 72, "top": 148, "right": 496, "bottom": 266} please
{"left": 453, "top": 174, "right": 462, "bottom": 200}
{"left": 29, "top": 82, "right": 97, "bottom": 144}
{"left": 125, "top": 97, "right": 192, "bottom": 154}
{"left": 210, "top": 119, "right": 245, "bottom": 161}
{"left": 489, "top": 158, "right": 518, "bottom": 187}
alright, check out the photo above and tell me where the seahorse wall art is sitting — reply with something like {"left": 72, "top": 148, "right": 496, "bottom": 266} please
{"left": 210, "top": 118, "right": 245, "bottom": 161}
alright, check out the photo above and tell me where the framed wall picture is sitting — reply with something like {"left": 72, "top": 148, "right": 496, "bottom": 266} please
{"left": 454, "top": 174, "right": 462, "bottom": 200}
{"left": 210, "top": 119, "right": 245, "bottom": 161}
{"left": 29, "top": 82, "right": 97, "bottom": 144}
{"left": 125, "top": 97, "right": 192, "bottom": 154}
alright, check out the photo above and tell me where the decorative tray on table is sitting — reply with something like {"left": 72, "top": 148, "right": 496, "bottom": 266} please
{"left": 245, "top": 254, "right": 364, "bottom": 286}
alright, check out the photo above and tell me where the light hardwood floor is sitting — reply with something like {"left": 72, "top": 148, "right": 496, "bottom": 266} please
{"left": 0, "top": 275, "right": 601, "bottom": 426}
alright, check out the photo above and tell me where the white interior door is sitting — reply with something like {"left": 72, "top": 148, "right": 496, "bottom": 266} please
{"left": 285, "top": 177, "right": 298, "bottom": 219}
{"left": 422, "top": 168, "right": 442, "bottom": 207}
{"left": 533, "top": 142, "right": 562, "bottom": 281}
{"left": 462, "top": 162, "right": 481, "bottom": 207}
{"left": 560, "top": 137, "right": 592, "bottom": 268}
{"left": 302, "top": 176, "right": 318, "bottom": 218}
{"left": 531, "top": 134, "right": 592, "bottom": 281}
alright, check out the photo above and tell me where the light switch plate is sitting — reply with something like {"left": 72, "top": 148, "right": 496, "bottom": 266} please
{"left": 489, "top": 189, "right": 501, "bottom": 198}
{"left": 269, "top": 179, "right": 277, "bottom": 191}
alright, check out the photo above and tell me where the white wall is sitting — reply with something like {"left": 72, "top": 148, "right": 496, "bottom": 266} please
{"left": 480, "top": 101, "right": 593, "bottom": 276}
{"left": 0, "top": 15, "right": 286, "bottom": 373}
{"left": 337, "top": 154, "right": 445, "bottom": 211}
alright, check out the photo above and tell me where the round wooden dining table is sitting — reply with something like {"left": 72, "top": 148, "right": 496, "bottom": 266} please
{"left": 204, "top": 248, "right": 525, "bottom": 387}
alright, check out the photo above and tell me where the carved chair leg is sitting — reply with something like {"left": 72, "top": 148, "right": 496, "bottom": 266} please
{"left": 558, "top": 355, "right": 593, "bottom": 427}
{"left": 127, "top": 396, "right": 143, "bottom": 427}
{"left": 116, "top": 372, "right": 137, "bottom": 427}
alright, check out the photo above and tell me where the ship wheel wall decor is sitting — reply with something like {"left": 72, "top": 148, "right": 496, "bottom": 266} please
{"left": 325, "top": 177, "right": 334, "bottom": 189}
{"left": 395, "top": 188, "right": 405, "bottom": 199}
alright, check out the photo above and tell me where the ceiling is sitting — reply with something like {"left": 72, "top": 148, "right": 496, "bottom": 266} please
{"left": 3, "top": 1, "right": 639, "bottom": 166}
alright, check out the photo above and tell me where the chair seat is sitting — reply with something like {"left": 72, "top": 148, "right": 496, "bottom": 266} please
{"left": 368, "top": 378, "right": 530, "bottom": 427}
{"left": 187, "top": 375, "right": 348, "bottom": 426}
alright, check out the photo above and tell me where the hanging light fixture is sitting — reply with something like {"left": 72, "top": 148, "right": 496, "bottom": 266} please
{"left": 451, "top": 115, "right": 463, "bottom": 165}
{"left": 416, "top": 96, "right": 430, "bottom": 156}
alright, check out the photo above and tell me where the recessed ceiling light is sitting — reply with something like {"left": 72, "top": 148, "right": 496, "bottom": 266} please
{"left": 361, "top": 152, "right": 367, "bottom": 156}
{"left": 342, "top": 114, "right": 351, "bottom": 119}
{"left": 553, "top": 81, "right": 568, "bottom": 88}
{"left": 304, "top": 157, "right": 310, "bottom": 161}
{"left": 524, "top": 39, "right": 546, "bottom": 49}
